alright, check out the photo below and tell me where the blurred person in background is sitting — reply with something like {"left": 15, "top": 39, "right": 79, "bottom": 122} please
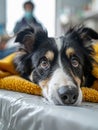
{"left": 0, "top": 1, "right": 43, "bottom": 59}
{"left": 13, "top": 1, "right": 43, "bottom": 34}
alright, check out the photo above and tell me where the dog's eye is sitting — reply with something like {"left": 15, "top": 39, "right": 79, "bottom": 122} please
{"left": 40, "top": 57, "right": 50, "bottom": 70}
{"left": 71, "top": 57, "right": 79, "bottom": 68}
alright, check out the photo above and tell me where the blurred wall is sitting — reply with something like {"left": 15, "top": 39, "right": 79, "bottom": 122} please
{"left": 6, "top": 0, "right": 24, "bottom": 35}
{"left": 55, "top": 0, "right": 92, "bottom": 36}
{"left": 0, "top": 0, "right": 6, "bottom": 35}
{"left": 33, "top": 0, "right": 56, "bottom": 37}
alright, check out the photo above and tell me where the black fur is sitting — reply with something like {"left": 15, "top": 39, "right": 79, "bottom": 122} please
{"left": 14, "top": 25, "right": 98, "bottom": 88}
{"left": 62, "top": 25, "right": 97, "bottom": 87}
{"left": 14, "top": 27, "right": 58, "bottom": 82}
{"left": 15, "top": 28, "right": 34, "bottom": 44}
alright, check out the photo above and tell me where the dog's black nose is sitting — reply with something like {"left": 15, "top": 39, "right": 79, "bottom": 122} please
{"left": 57, "top": 86, "right": 78, "bottom": 104}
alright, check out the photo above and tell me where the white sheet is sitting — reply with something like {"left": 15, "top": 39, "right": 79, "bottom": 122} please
{"left": 0, "top": 90, "right": 98, "bottom": 130}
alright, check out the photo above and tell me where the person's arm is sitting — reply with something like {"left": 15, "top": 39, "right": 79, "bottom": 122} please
{"left": 0, "top": 47, "right": 16, "bottom": 59}
{"left": 13, "top": 22, "right": 21, "bottom": 34}
{"left": 33, "top": 17, "right": 43, "bottom": 28}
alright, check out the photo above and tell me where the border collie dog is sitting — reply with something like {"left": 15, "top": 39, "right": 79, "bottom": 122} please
{"left": 14, "top": 25, "right": 98, "bottom": 105}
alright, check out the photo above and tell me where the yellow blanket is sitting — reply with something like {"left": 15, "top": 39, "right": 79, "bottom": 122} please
{"left": 0, "top": 44, "right": 98, "bottom": 103}
{"left": 0, "top": 53, "right": 42, "bottom": 96}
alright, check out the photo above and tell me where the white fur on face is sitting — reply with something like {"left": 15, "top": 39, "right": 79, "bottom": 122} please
{"left": 55, "top": 37, "right": 62, "bottom": 51}
{"left": 40, "top": 38, "right": 82, "bottom": 105}
{"left": 43, "top": 67, "right": 83, "bottom": 105}
{"left": 40, "top": 54, "right": 83, "bottom": 105}
{"left": 74, "top": 88, "right": 82, "bottom": 105}
{"left": 29, "top": 71, "right": 33, "bottom": 81}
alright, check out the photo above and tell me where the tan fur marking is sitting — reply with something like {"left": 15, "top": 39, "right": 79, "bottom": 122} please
{"left": 45, "top": 51, "right": 54, "bottom": 61}
{"left": 29, "top": 72, "right": 33, "bottom": 81}
{"left": 39, "top": 78, "right": 50, "bottom": 88}
{"left": 81, "top": 76, "right": 85, "bottom": 86}
{"left": 66, "top": 48, "right": 75, "bottom": 58}
{"left": 16, "top": 51, "right": 27, "bottom": 56}
{"left": 71, "top": 71, "right": 81, "bottom": 87}
{"left": 75, "top": 76, "right": 81, "bottom": 87}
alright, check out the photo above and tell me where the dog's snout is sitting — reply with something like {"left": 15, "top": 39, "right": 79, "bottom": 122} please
{"left": 57, "top": 86, "right": 78, "bottom": 104}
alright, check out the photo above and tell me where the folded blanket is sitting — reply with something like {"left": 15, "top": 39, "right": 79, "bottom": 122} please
{"left": 0, "top": 44, "right": 98, "bottom": 103}
{"left": 0, "top": 53, "right": 41, "bottom": 96}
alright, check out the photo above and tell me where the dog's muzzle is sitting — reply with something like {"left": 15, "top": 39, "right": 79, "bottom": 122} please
{"left": 44, "top": 68, "right": 82, "bottom": 105}
{"left": 57, "top": 86, "right": 78, "bottom": 104}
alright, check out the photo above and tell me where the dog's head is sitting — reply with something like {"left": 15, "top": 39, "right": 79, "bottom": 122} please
{"left": 14, "top": 26, "right": 98, "bottom": 105}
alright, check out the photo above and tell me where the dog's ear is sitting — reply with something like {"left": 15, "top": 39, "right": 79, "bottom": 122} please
{"left": 22, "top": 34, "right": 35, "bottom": 53}
{"left": 79, "top": 27, "right": 98, "bottom": 45}
{"left": 23, "top": 29, "right": 48, "bottom": 51}
{"left": 15, "top": 28, "right": 34, "bottom": 43}
{"left": 15, "top": 27, "right": 48, "bottom": 53}
{"left": 15, "top": 28, "right": 35, "bottom": 53}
